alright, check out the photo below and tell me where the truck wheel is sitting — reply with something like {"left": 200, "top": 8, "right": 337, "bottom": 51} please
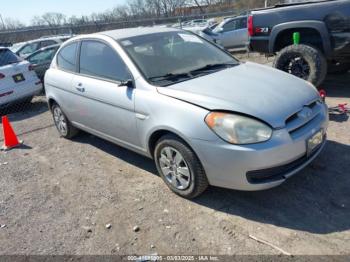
{"left": 327, "top": 61, "right": 350, "bottom": 75}
{"left": 273, "top": 44, "right": 327, "bottom": 87}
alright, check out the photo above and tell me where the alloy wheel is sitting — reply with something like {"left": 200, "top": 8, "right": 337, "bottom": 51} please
{"left": 159, "top": 146, "right": 191, "bottom": 190}
{"left": 53, "top": 107, "right": 68, "bottom": 136}
{"left": 284, "top": 56, "right": 310, "bottom": 80}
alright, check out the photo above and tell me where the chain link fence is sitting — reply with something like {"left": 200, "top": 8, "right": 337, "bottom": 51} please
{"left": 0, "top": 10, "right": 240, "bottom": 43}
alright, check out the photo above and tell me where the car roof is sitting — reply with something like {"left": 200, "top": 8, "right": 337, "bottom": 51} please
{"left": 38, "top": 43, "right": 61, "bottom": 50}
{"left": 14, "top": 36, "right": 62, "bottom": 46}
{"left": 97, "top": 27, "right": 182, "bottom": 40}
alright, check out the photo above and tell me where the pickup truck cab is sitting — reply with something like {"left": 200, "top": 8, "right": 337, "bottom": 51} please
{"left": 249, "top": 0, "right": 350, "bottom": 86}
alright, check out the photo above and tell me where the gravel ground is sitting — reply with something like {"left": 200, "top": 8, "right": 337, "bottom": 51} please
{"left": 0, "top": 54, "right": 349, "bottom": 256}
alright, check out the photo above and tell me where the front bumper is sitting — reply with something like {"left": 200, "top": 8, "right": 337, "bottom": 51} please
{"left": 190, "top": 106, "right": 329, "bottom": 191}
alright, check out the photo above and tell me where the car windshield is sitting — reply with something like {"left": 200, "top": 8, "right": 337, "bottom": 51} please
{"left": 0, "top": 48, "right": 21, "bottom": 67}
{"left": 119, "top": 31, "right": 239, "bottom": 86}
{"left": 9, "top": 43, "right": 25, "bottom": 53}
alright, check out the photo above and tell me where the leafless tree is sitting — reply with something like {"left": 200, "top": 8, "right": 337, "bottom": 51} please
{"left": 41, "top": 12, "right": 67, "bottom": 27}
{"left": 23, "top": 0, "right": 282, "bottom": 29}
{"left": 3, "top": 18, "right": 25, "bottom": 30}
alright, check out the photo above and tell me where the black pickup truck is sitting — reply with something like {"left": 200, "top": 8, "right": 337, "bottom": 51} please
{"left": 248, "top": 0, "right": 350, "bottom": 86}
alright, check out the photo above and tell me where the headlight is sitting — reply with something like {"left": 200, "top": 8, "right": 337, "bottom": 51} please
{"left": 205, "top": 112, "right": 272, "bottom": 144}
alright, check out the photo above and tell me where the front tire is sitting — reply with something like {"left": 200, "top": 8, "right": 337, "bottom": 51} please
{"left": 273, "top": 44, "right": 327, "bottom": 87}
{"left": 154, "top": 134, "right": 208, "bottom": 199}
{"left": 51, "top": 103, "right": 79, "bottom": 139}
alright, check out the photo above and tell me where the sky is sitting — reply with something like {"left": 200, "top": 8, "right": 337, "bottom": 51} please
{"left": 0, "top": 0, "right": 126, "bottom": 25}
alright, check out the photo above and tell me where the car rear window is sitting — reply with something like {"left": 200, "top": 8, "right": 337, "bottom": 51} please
{"left": 0, "top": 49, "right": 21, "bottom": 67}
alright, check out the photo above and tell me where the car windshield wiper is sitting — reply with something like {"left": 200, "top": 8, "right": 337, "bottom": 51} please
{"left": 190, "top": 63, "right": 238, "bottom": 74}
{"left": 148, "top": 73, "right": 192, "bottom": 82}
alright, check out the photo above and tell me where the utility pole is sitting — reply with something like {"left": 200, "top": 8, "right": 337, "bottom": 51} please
{"left": 0, "top": 14, "right": 5, "bottom": 30}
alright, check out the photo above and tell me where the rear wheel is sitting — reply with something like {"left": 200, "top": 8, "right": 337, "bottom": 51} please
{"left": 273, "top": 44, "right": 327, "bottom": 87}
{"left": 154, "top": 134, "right": 208, "bottom": 199}
{"left": 51, "top": 103, "right": 79, "bottom": 139}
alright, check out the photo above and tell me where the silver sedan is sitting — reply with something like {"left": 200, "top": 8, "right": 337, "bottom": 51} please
{"left": 45, "top": 27, "right": 328, "bottom": 198}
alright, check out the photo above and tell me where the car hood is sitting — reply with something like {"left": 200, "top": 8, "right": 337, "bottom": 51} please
{"left": 157, "top": 62, "right": 320, "bottom": 128}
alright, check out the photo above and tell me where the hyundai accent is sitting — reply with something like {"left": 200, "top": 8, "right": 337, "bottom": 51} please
{"left": 45, "top": 27, "right": 328, "bottom": 198}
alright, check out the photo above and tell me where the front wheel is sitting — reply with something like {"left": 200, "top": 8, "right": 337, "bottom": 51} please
{"left": 51, "top": 103, "right": 79, "bottom": 139}
{"left": 273, "top": 44, "right": 327, "bottom": 87}
{"left": 154, "top": 134, "right": 208, "bottom": 199}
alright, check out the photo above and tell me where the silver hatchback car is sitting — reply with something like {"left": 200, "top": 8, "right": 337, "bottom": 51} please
{"left": 45, "top": 27, "right": 328, "bottom": 198}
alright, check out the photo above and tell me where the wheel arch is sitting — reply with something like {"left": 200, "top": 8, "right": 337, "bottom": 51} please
{"left": 47, "top": 97, "right": 58, "bottom": 111}
{"left": 269, "top": 21, "right": 332, "bottom": 56}
{"left": 147, "top": 128, "right": 195, "bottom": 159}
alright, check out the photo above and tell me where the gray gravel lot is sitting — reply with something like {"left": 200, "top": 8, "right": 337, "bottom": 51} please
{"left": 0, "top": 54, "right": 349, "bottom": 256}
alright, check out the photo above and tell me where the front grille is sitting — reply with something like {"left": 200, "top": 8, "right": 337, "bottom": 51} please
{"left": 246, "top": 140, "right": 324, "bottom": 184}
{"left": 285, "top": 100, "right": 322, "bottom": 134}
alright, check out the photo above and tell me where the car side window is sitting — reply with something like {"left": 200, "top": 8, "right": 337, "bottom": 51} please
{"left": 79, "top": 40, "right": 130, "bottom": 82}
{"left": 18, "top": 42, "right": 39, "bottom": 56}
{"left": 222, "top": 20, "right": 238, "bottom": 32}
{"left": 237, "top": 18, "right": 247, "bottom": 29}
{"left": 57, "top": 42, "right": 78, "bottom": 72}
{"left": 41, "top": 40, "right": 57, "bottom": 48}
{"left": 28, "top": 48, "right": 57, "bottom": 64}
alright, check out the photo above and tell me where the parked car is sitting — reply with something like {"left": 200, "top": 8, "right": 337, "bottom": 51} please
{"left": 45, "top": 27, "right": 328, "bottom": 198}
{"left": 0, "top": 47, "right": 43, "bottom": 108}
{"left": 175, "top": 19, "right": 216, "bottom": 29}
{"left": 208, "top": 23, "right": 218, "bottom": 30}
{"left": 10, "top": 35, "right": 71, "bottom": 58}
{"left": 182, "top": 19, "right": 208, "bottom": 27}
{"left": 198, "top": 28, "right": 222, "bottom": 45}
{"left": 248, "top": 0, "right": 350, "bottom": 86}
{"left": 183, "top": 26, "right": 221, "bottom": 45}
{"left": 213, "top": 15, "right": 248, "bottom": 49}
{"left": 26, "top": 44, "right": 60, "bottom": 81}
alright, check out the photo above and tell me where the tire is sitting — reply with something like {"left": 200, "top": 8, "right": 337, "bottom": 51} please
{"left": 327, "top": 61, "right": 350, "bottom": 75}
{"left": 154, "top": 134, "right": 208, "bottom": 199}
{"left": 273, "top": 44, "right": 327, "bottom": 87}
{"left": 51, "top": 103, "right": 79, "bottom": 139}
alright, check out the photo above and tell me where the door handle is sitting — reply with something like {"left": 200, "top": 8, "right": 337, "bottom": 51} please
{"left": 76, "top": 83, "right": 85, "bottom": 92}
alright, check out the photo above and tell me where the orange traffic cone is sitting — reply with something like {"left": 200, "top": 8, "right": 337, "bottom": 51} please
{"left": 1, "top": 116, "right": 23, "bottom": 151}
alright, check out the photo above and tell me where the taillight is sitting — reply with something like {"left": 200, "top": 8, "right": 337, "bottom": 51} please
{"left": 0, "top": 73, "right": 5, "bottom": 79}
{"left": 248, "top": 15, "right": 254, "bottom": 37}
{"left": 29, "top": 64, "right": 35, "bottom": 71}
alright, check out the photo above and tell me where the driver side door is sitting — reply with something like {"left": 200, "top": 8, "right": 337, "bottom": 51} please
{"left": 219, "top": 19, "right": 239, "bottom": 48}
{"left": 70, "top": 40, "right": 141, "bottom": 149}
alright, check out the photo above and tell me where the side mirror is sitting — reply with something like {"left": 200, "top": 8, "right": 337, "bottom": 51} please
{"left": 118, "top": 79, "right": 134, "bottom": 88}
